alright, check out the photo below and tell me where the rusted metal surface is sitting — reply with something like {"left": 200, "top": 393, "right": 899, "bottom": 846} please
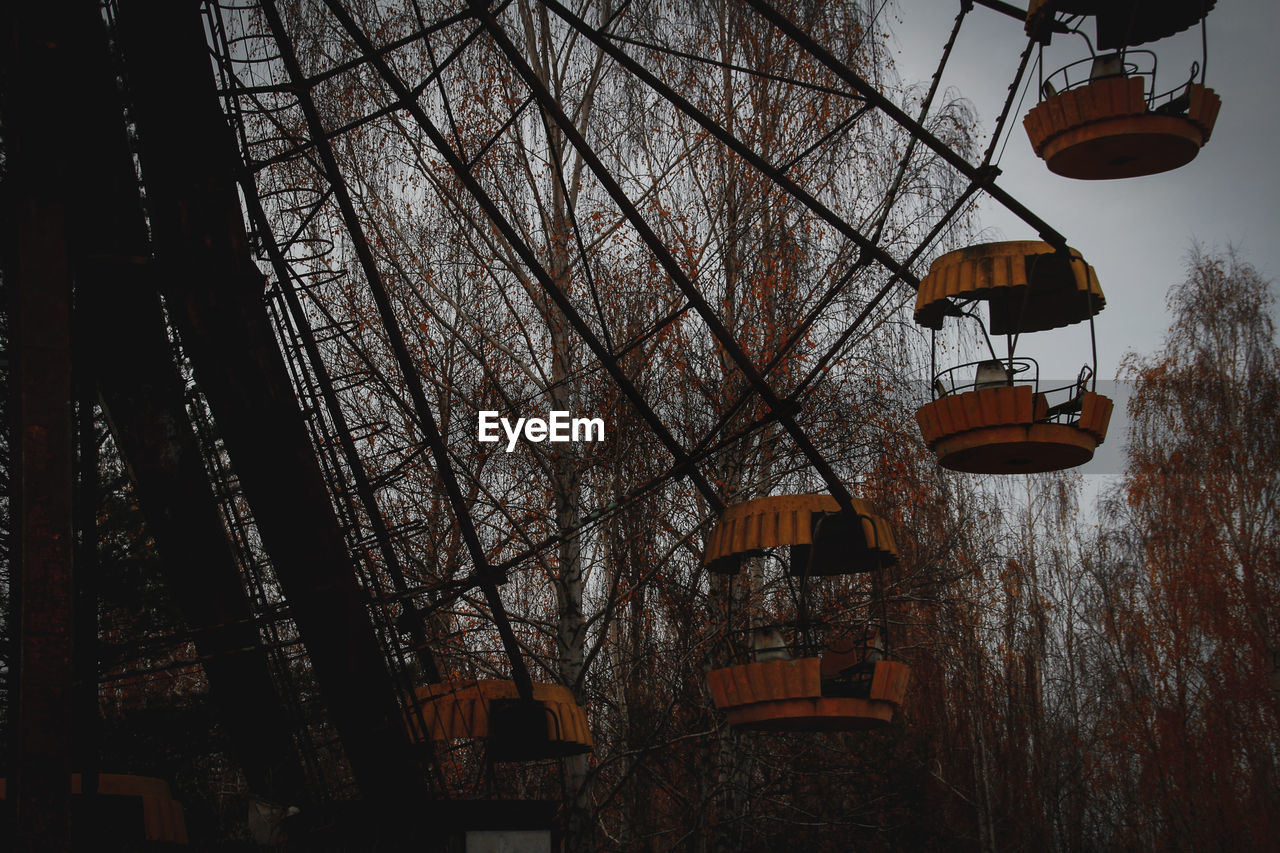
{"left": 114, "top": 0, "right": 427, "bottom": 821}
{"left": 1024, "top": 78, "right": 1221, "bottom": 180}
{"left": 1026, "top": 1, "right": 1216, "bottom": 49}
{"left": 0, "top": 775, "right": 188, "bottom": 845}
{"left": 8, "top": 206, "right": 76, "bottom": 852}
{"left": 706, "top": 658, "right": 908, "bottom": 731}
{"left": 914, "top": 241, "right": 1105, "bottom": 334}
{"left": 410, "top": 680, "right": 593, "bottom": 758}
{"left": 703, "top": 494, "right": 898, "bottom": 576}
{"left": 915, "top": 388, "right": 1113, "bottom": 473}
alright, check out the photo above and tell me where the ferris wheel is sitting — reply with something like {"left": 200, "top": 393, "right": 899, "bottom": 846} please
{"left": 2, "top": 0, "right": 1219, "bottom": 845}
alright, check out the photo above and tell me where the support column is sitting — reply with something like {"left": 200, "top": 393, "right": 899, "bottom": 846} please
{"left": 57, "top": 0, "right": 309, "bottom": 806}
{"left": 115, "top": 0, "right": 428, "bottom": 826}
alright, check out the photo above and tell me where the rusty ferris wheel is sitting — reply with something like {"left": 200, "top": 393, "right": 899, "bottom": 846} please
{"left": 3, "top": 0, "right": 1218, "bottom": 846}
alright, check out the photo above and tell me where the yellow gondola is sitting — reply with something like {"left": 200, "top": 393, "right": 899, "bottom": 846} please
{"left": 703, "top": 495, "right": 908, "bottom": 731}
{"left": 702, "top": 493, "right": 897, "bottom": 576}
{"left": 914, "top": 241, "right": 1114, "bottom": 474}
{"left": 408, "top": 679, "right": 592, "bottom": 762}
{"left": 1023, "top": 0, "right": 1220, "bottom": 180}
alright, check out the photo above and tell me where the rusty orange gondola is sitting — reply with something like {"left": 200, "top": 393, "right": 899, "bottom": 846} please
{"left": 913, "top": 240, "right": 1104, "bottom": 334}
{"left": 916, "top": 383, "right": 1113, "bottom": 474}
{"left": 409, "top": 678, "right": 592, "bottom": 762}
{"left": 1024, "top": 74, "right": 1220, "bottom": 180}
{"left": 702, "top": 493, "right": 897, "bottom": 576}
{"left": 1023, "top": 0, "right": 1220, "bottom": 179}
{"left": 706, "top": 657, "right": 910, "bottom": 732}
{"left": 915, "top": 241, "right": 1114, "bottom": 474}
{"left": 703, "top": 494, "right": 908, "bottom": 731}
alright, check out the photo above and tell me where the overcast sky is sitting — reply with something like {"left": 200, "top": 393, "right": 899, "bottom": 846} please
{"left": 886, "top": 0, "right": 1278, "bottom": 475}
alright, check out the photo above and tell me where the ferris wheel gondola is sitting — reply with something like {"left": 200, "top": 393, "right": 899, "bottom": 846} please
{"left": 407, "top": 679, "right": 592, "bottom": 763}
{"left": 703, "top": 494, "right": 909, "bottom": 732}
{"left": 1022, "top": 0, "right": 1220, "bottom": 179}
{"left": 913, "top": 241, "right": 1114, "bottom": 474}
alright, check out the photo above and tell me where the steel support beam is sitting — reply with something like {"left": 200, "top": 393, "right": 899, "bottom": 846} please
{"left": 317, "top": 0, "right": 726, "bottom": 520}
{"left": 475, "top": 2, "right": 860, "bottom": 512}
{"left": 115, "top": 0, "right": 427, "bottom": 824}
{"left": 39, "top": 0, "right": 311, "bottom": 807}
{"left": 743, "top": 0, "right": 1066, "bottom": 249}
{"left": 541, "top": 0, "right": 931, "bottom": 286}
{"left": 260, "top": 0, "right": 538, "bottom": 698}
{"left": 972, "top": 0, "right": 1029, "bottom": 22}
{"left": 94, "top": 278, "right": 313, "bottom": 804}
